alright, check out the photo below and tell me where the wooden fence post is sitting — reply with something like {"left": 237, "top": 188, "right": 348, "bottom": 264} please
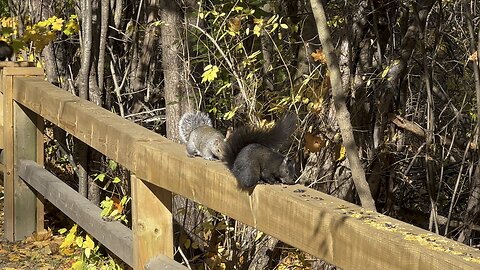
{"left": 1, "top": 66, "right": 45, "bottom": 241}
{"left": 131, "top": 174, "right": 173, "bottom": 269}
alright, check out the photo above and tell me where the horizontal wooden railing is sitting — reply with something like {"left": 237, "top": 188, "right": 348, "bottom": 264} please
{"left": 1, "top": 66, "right": 480, "bottom": 269}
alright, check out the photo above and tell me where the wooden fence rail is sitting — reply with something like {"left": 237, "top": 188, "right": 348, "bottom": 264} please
{"left": 1, "top": 66, "right": 480, "bottom": 269}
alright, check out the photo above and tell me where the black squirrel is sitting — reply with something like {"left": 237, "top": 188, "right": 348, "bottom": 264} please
{"left": 223, "top": 113, "right": 297, "bottom": 189}
{"left": 0, "top": 41, "right": 13, "bottom": 61}
{"left": 179, "top": 111, "right": 225, "bottom": 160}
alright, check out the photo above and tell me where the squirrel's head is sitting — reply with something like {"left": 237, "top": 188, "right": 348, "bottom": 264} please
{"left": 213, "top": 138, "right": 226, "bottom": 160}
{"left": 278, "top": 157, "right": 296, "bottom": 184}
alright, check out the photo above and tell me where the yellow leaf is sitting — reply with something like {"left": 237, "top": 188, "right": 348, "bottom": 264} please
{"left": 381, "top": 66, "right": 390, "bottom": 78}
{"left": 52, "top": 18, "right": 64, "bottom": 31}
{"left": 64, "top": 17, "right": 79, "bottom": 36}
{"left": 69, "top": 224, "right": 78, "bottom": 234}
{"left": 255, "top": 231, "right": 263, "bottom": 241}
{"left": 37, "top": 21, "right": 48, "bottom": 28}
{"left": 75, "top": 236, "right": 84, "bottom": 247}
{"left": 84, "top": 235, "right": 95, "bottom": 249}
{"left": 253, "top": 18, "right": 263, "bottom": 25}
{"left": 253, "top": 25, "right": 262, "bottom": 37}
{"left": 85, "top": 247, "right": 91, "bottom": 258}
{"left": 201, "top": 65, "right": 219, "bottom": 83}
{"left": 60, "top": 232, "right": 75, "bottom": 249}
{"left": 336, "top": 145, "right": 346, "bottom": 161}
{"left": 71, "top": 261, "right": 84, "bottom": 270}
{"left": 223, "top": 109, "right": 236, "bottom": 120}
{"left": 61, "top": 247, "right": 75, "bottom": 256}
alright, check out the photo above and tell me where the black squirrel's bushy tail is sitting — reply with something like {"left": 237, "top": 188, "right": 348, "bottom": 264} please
{"left": 223, "top": 113, "right": 297, "bottom": 168}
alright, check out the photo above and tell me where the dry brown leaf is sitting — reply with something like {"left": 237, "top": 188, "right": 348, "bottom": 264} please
{"left": 111, "top": 196, "right": 124, "bottom": 213}
{"left": 468, "top": 51, "right": 477, "bottom": 62}
{"left": 228, "top": 17, "right": 242, "bottom": 33}
{"left": 311, "top": 49, "right": 326, "bottom": 63}
{"left": 305, "top": 132, "right": 326, "bottom": 152}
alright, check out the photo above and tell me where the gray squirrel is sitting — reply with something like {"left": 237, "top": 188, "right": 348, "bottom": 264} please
{"left": 179, "top": 111, "right": 225, "bottom": 160}
{"left": 223, "top": 113, "right": 297, "bottom": 189}
{"left": 0, "top": 41, "right": 13, "bottom": 61}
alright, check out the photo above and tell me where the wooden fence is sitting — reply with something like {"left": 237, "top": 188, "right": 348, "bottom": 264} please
{"left": 1, "top": 65, "right": 480, "bottom": 269}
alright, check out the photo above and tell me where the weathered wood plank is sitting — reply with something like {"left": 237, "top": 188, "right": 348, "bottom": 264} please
{"left": 0, "top": 62, "right": 35, "bottom": 69}
{"left": 144, "top": 255, "right": 187, "bottom": 270}
{"left": 2, "top": 68, "right": 44, "bottom": 241}
{"left": 2, "top": 67, "right": 44, "bottom": 76}
{"left": 17, "top": 159, "right": 133, "bottom": 267}
{"left": 11, "top": 103, "right": 39, "bottom": 240}
{"left": 2, "top": 71, "right": 14, "bottom": 240}
{"left": 132, "top": 174, "right": 174, "bottom": 269}
{"left": 12, "top": 76, "right": 480, "bottom": 270}
{"left": 36, "top": 114, "right": 45, "bottom": 233}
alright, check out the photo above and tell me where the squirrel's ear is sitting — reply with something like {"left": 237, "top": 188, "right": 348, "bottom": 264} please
{"left": 225, "top": 127, "right": 234, "bottom": 140}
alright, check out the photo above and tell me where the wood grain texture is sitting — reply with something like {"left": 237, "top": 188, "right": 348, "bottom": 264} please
{"left": 2, "top": 67, "right": 44, "bottom": 241}
{"left": 11, "top": 76, "right": 480, "bottom": 270}
{"left": 2, "top": 69, "right": 14, "bottom": 240}
{"left": 12, "top": 103, "right": 38, "bottom": 240}
{"left": 132, "top": 174, "right": 173, "bottom": 268}
{"left": 144, "top": 255, "right": 186, "bottom": 269}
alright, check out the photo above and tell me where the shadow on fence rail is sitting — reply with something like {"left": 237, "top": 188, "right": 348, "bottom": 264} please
{"left": 1, "top": 63, "right": 480, "bottom": 270}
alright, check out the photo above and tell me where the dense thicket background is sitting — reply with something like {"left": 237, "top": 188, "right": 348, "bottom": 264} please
{"left": 1, "top": 0, "right": 479, "bottom": 268}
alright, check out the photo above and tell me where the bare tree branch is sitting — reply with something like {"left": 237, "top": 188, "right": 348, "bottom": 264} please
{"left": 310, "top": 0, "right": 376, "bottom": 210}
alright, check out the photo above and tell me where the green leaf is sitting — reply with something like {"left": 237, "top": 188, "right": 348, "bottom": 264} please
{"left": 108, "top": 160, "right": 117, "bottom": 171}
{"left": 100, "top": 198, "right": 114, "bottom": 216}
{"left": 184, "top": 238, "right": 191, "bottom": 249}
{"left": 120, "top": 196, "right": 129, "bottom": 205}
{"left": 112, "top": 177, "right": 121, "bottom": 184}
{"left": 94, "top": 173, "right": 106, "bottom": 182}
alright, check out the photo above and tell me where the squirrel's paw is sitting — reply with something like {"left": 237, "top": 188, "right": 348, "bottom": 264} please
{"left": 185, "top": 151, "right": 196, "bottom": 158}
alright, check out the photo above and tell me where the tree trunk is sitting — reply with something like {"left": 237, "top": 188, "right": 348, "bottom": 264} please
{"left": 75, "top": 0, "right": 94, "bottom": 197}
{"left": 161, "top": 0, "right": 193, "bottom": 140}
{"left": 310, "top": 0, "right": 376, "bottom": 210}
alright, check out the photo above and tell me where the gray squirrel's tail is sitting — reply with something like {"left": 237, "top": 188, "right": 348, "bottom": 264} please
{"left": 223, "top": 112, "right": 297, "bottom": 167}
{"left": 179, "top": 111, "right": 213, "bottom": 143}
